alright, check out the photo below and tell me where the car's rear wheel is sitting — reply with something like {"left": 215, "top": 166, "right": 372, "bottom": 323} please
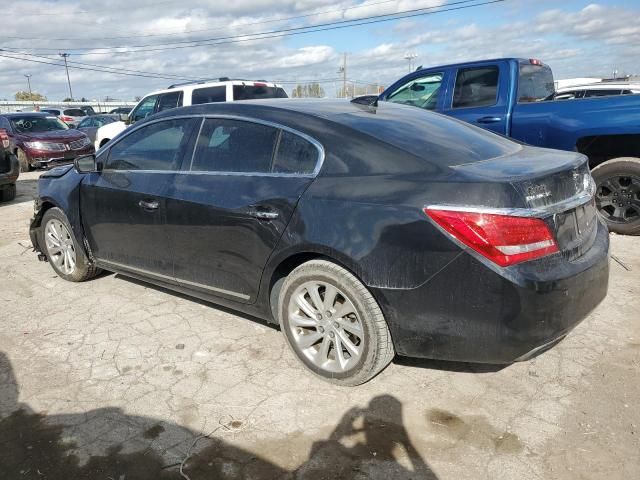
{"left": 17, "top": 148, "right": 32, "bottom": 172}
{"left": 40, "top": 207, "right": 100, "bottom": 282}
{"left": 278, "top": 259, "right": 395, "bottom": 386}
{"left": 592, "top": 157, "right": 640, "bottom": 235}
{"left": 0, "top": 184, "right": 16, "bottom": 202}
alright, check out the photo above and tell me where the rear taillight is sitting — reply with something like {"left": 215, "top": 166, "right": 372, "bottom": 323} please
{"left": 61, "top": 116, "right": 74, "bottom": 123}
{"left": 424, "top": 208, "right": 559, "bottom": 267}
{"left": 0, "top": 128, "right": 9, "bottom": 148}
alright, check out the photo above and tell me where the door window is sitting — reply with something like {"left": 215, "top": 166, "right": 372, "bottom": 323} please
{"left": 106, "top": 118, "right": 195, "bottom": 171}
{"left": 130, "top": 95, "right": 158, "bottom": 123}
{"left": 386, "top": 73, "right": 443, "bottom": 110}
{"left": 192, "top": 86, "right": 227, "bottom": 104}
{"left": 78, "top": 117, "right": 94, "bottom": 128}
{"left": 190, "top": 119, "right": 278, "bottom": 173}
{"left": 156, "top": 91, "right": 183, "bottom": 112}
{"left": 272, "top": 130, "right": 319, "bottom": 175}
{"left": 452, "top": 66, "right": 499, "bottom": 108}
{"left": 584, "top": 89, "right": 622, "bottom": 97}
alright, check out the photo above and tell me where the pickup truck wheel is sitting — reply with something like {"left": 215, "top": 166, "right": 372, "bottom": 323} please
{"left": 17, "top": 149, "right": 32, "bottom": 172}
{"left": 278, "top": 259, "right": 395, "bottom": 386}
{"left": 0, "top": 184, "right": 16, "bottom": 202}
{"left": 592, "top": 157, "right": 640, "bottom": 235}
{"left": 39, "top": 207, "right": 100, "bottom": 282}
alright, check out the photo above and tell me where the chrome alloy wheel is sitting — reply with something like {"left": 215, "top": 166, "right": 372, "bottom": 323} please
{"left": 44, "top": 219, "right": 77, "bottom": 275}
{"left": 287, "top": 281, "right": 364, "bottom": 373}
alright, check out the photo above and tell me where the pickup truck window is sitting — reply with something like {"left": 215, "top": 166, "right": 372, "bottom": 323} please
{"left": 452, "top": 66, "right": 499, "bottom": 109}
{"left": 386, "top": 73, "right": 443, "bottom": 110}
{"left": 518, "top": 64, "right": 555, "bottom": 103}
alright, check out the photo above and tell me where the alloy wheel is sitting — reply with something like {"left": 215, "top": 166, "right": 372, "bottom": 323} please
{"left": 44, "top": 219, "right": 77, "bottom": 275}
{"left": 595, "top": 174, "right": 640, "bottom": 224}
{"left": 287, "top": 281, "right": 364, "bottom": 373}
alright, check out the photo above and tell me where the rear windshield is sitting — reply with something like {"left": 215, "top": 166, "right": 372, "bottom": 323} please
{"left": 232, "top": 85, "right": 288, "bottom": 101}
{"left": 10, "top": 116, "right": 69, "bottom": 133}
{"left": 518, "top": 64, "right": 555, "bottom": 103}
{"left": 338, "top": 104, "right": 520, "bottom": 166}
{"left": 64, "top": 108, "right": 86, "bottom": 116}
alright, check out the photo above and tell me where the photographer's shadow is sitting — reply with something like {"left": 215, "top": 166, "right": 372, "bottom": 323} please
{"left": 0, "top": 352, "right": 437, "bottom": 479}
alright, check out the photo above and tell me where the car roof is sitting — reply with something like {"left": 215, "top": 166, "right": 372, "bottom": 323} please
{"left": 2, "top": 112, "right": 53, "bottom": 117}
{"left": 142, "top": 79, "right": 284, "bottom": 98}
{"left": 412, "top": 57, "right": 537, "bottom": 73}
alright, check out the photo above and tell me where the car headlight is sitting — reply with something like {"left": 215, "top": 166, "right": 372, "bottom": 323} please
{"left": 24, "top": 141, "right": 66, "bottom": 152}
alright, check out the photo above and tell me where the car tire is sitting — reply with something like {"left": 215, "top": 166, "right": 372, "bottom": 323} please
{"left": 17, "top": 148, "right": 32, "bottom": 172}
{"left": 278, "top": 259, "right": 395, "bottom": 386}
{"left": 592, "top": 157, "right": 640, "bottom": 236}
{"left": 0, "top": 184, "right": 16, "bottom": 202}
{"left": 39, "top": 207, "right": 100, "bottom": 282}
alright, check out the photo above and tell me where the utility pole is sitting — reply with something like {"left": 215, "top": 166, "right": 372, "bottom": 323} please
{"left": 337, "top": 53, "right": 347, "bottom": 98}
{"left": 24, "top": 74, "right": 33, "bottom": 104}
{"left": 59, "top": 53, "right": 73, "bottom": 101}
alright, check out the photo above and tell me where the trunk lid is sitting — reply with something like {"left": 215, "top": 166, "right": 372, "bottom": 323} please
{"left": 453, "top": 147, "right": 598, "bottom": 261}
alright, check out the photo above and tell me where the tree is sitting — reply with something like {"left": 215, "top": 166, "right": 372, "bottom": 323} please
{"left": 14, "top": 91, "right": 47, "bottom": 101}
{"left": 291, "top": 82, "right": 325, "bottom": 98}
{"left": 62, "top": 97, "right": 73, "bottom": 102}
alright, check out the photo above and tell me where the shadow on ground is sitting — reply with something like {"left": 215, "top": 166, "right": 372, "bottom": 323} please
{"left": 0, "top": 352, "right": 438, "bottom": 479}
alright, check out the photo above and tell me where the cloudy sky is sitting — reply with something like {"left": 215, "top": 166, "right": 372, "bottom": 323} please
{"left": 0, "top": 0, "right": 638, "bottom": 101}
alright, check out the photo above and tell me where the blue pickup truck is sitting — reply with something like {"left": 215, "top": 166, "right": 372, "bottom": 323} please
{"left": 380, "top": 58, "right": 640, "bottom": 235}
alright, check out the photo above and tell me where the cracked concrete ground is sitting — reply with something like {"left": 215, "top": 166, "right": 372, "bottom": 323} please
{"left": 1, "top": 171, "right": 639, "bottom": 479}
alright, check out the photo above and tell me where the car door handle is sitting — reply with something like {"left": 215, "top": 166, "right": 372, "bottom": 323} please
{"left": 138, "top": 199, "right": 159, "bottom": 211}
{"left": 476, "top": 116, "right": 503, "bottom": 124}
{"left": 248, "top": 207, "right": 279, "bottom": 220}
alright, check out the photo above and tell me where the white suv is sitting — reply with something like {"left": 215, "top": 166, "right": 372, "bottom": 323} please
{"left": 95, "top": 78, "right": 287, "bottom": 150}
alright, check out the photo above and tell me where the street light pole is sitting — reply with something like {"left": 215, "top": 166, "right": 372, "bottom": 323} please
{"left": 59, "top": 53, "right": 73, "bottom": 101}
{"left": 404, "top": 53, "right": 418, "bottom": 72}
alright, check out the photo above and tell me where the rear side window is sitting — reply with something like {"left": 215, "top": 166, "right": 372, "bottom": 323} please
{"left": 273, "top": 131, "right": 319, "bottom": 174}
{"left": 64, "top": 109, "right": 86, "bottom": 116}
{"left": 518, "top": 64, "right": 555, "bottom": 103}
{"left": 156, "top": 91, "right": 183, "bottom": 112}
{"left": 191, "top": 118, "right": 278, "bottom": 173}
{"left": 78, "top": 117, "right": 93, "bottom": 128}
{"left": 232, "top": 85, "right": 288, "bottom": 101}
{"left": 452, "top": 67, "right": 499, "bottom": 108}
{"left": 107, "top": 118, "right": 196, "bottom": 171}
{"left": 192, "top": 86, "right": 226, "bottom": 104}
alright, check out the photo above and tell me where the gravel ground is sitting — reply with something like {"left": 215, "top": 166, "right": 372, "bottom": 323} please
{"left": 0, "top": 171, "right": 638, "bottom": 479}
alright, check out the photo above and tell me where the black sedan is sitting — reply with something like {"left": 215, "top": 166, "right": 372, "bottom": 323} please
{"left": 29, "top": 99, "right": 609, "bottom": 385}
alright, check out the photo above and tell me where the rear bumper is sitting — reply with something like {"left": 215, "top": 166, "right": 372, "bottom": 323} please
{"left": 372, "top": 219, "right": 610, "bottom": 364}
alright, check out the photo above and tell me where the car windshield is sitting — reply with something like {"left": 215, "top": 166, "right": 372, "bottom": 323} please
{"left": 518, "top": 64, "right": 555, "bottom": 103}
{"left": 233, "top": 85, "right": 288, "bottom": 100}
{"left": 10, "top": 116, "right": 69, "bottom": 133}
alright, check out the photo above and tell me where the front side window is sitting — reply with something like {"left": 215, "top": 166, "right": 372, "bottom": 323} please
{"left": 192, "top": 86, "right": 227, "bottom": 104}
{"left": 386, "top": 73, "right": 443, "bottom": 110}
{"left": 452, "top": 67, "right": 499, "bottom": 108}
{"left": 106, "top": 118, "right": 195, "bottom": 171}
{"left": 191, "top": 119, "right": 278, "bottom": 173}
{"left": 130, "top": 95, "right": 158, "bottom": 123}
{"left": 10, "top": 116, "right": 68, "bottom": 133}
{"left": 156, "top": 91, "right": 183, "bottom": 112}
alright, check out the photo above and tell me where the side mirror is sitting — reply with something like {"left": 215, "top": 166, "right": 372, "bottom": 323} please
{"left": 74, "top": 154, "right": 97, "bottom": 173}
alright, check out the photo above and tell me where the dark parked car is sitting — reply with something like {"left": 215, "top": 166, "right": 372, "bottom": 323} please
{"left": 0, "top": 127, "right": 19, "bottom": 202}
{"left": 109, "top": 107, "right": 132, "bottom": 115}
{"left": 29, "top": 100, "right": 609, "bottom": 385}
{"left": 76, "top": 114, "right": 120, "bottom": 147}
{"left": 0, "top": 113, "right": 94, "bottom": 171}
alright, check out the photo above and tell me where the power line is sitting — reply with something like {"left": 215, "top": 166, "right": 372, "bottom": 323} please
{"left": 1, "top": 0, "right": 403, "bottom": 41}
{"left": 4, "top": 0, "right": 505, "bottom": 56}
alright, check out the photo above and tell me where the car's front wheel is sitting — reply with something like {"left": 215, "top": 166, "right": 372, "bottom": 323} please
{"left": 40, "top": 207, "right": 100, "bottom": 282}
{"left": 278, "top": 259, "right": 395, "bottom": 386}
{"left": 592, "top": 157, "right": 640, "bottom": 235}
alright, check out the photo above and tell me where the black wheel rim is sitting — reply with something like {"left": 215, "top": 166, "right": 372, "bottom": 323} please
{"left": 595, "top": 174, "right": 640, "bottom": 224}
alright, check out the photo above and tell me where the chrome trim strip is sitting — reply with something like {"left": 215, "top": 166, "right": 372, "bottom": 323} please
{"left": 425, "top": 192, "right": 595, "bottom": 218}
{"left": 102, "top": 113, "right": 325, "bottom": 178}
{"left": 98, "top": 259, "right": 250, "bottom": 300}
